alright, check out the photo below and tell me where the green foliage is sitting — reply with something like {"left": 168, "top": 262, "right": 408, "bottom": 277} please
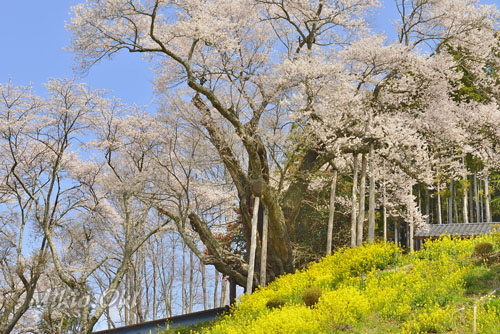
{"left": 464, "top": 301, "right": 500, "bottom": 334}
{"left": 447, "top": 44, "right": 493, "bottom": 104}
{"left": 266, "top": 297, "right": 286, "bottom": 310}
{"left": 293, "top": 173, "right": 352, "bottom": 261}
{"left": 159, "top": 320, "right": 213, "bottom": 334}
{"left": 464, "top": 263, "right": 500, "bottom": 296}
{"left": 492, "top": 227, "right": 500, "bottom": 247}
{"left": 490, "top": 174, "right": 500, "bottom": 221}
{"left": 316, "top": 286, "right": 370, "bottom": 331}
{"left": 301, "top": 287, "right": 322, "bottom": 307}
{"left": 473, "top": 242, "right": 494, "bottom": 259}
{"left": 212, "top": 214, "right": 246, "bottom": 257}
{"left": 485, "top": 297, "right": 500, "bottom": 312}
{"left": 401, "top": 304, "right": 455, "bottom": 334}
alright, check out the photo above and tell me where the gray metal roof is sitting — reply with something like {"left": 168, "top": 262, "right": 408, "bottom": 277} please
{"left": 92, "top": 307, "right": 227, "bottom": 334}
{"left": 415, "top": 223, "right": 499, "bottom": 238}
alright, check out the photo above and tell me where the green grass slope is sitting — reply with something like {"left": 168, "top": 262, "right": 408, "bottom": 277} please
{"left": 166, "top": 233, "right": 500, "bottom": 334}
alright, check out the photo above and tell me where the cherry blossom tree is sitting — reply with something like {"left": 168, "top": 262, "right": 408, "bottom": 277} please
{"left": 67, "top": 0, "right": 500, "bottom": 283}
{"left": 47, "top": 104, "right": 179, "bottom": 334}
{"left": 0, "top": 80, "right": 89, "bottom": 334}
{"left": 1, "top": 3, "right": 498, "bottom": 332}
{"left": 67, "top": 0, "right": 386, "bottom": 286}
{"left": 0, "top": 79, "right": 179, "bottom": 333}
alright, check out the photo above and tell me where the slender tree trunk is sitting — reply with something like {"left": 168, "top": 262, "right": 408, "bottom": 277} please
{"left": 260, "top": 207, "right": 269, "bottom": 286}
{"left": 0, "top": 273, "right": 42, "bottom": 334}
{"left": 58, "top": 317, "right": 64, "bottom": 334}
{"left": 143, "top": 256, "right": 148, "bottom": 321}
{"left": 430, "top": 190, "right": 435, "bottom": 224}
{"left": 474, "top": 170, "right": 480, "bottom": 223}
{"left": 469, "top": 176, "right": 474, "bottom": 223}
{"left": 409, "top": 186, "right": 414, "bottom": 252}
{"left": 368, "top": 144, "right": 376, "bottom": 243}
{"left": 168, "top": 234, "right": 175, "bottom": 317}
{"left": 406, "top": 222, "right": 410, "bottom": 249}
{"left": 357, "top": 154, "right": 368, "bottom": 246}
{"left": 418, "top": 185, "right": 422, "bottom": 216}
{"left": 485, "top": 170, "right": 491, "bottom": 223}
{"left": 220, "top": 278, "right": 228, "bottom": 307}
{"left": 124, "top": 270, "right": 129, "bottom": 325}
{"left": 463, "top": 159, "right": 469, "bottom": 224}
{"left": 189, "top": 250, "right": 194, "bottom": 313}
{"left": 181, "top": 243, "right": 186, "bottom": 314}
{"left": 453, "top": 180, "right": 459, "bottom": 224}
{"left": 246, "top": 196, "right": 260, "bottom": 294}
{"left": 152, "top": 251, "right": 157, "bottom": 320}
{"left": 201, "top": 262, "right": 207, "bottom": 310}
{"left": 437, "top": 180, "right": 442, "bottom": 224}
{"left": 479, "top": 178, "right": 484, "bottom": 223}
{"left": 80, "top": 301, "right": 91, "bottom": 334}
{"left": 326, "top": 169, "right": 338, "bottom": 254}
{"left": 383, "top": 182, "right": 387, "bottom": 244}
{"left": 351, "top": 154, "right": 360, "bottom": 248}
{"left": 130, "top": 264, "right": 136, "bottom": 324}
{"left": 394, "top": 221, "right": 399, "bottom": 246}
{"left": 409, "top": 222, "right": 414, "bottom": 251}
{"left": 135, "top": 252, "right": 145, "bottom": 323}
{"left": 425, "top": 187, "right": 430, "bottom": 224}
{"left": 463, "top": 187, "right": 469, "bottom": 224}
{"left": 448, "top": 181, "right": 453, "bottom": 224}
{"left": 105, "top": 304, "right": 116, "bottom": 330}
{"left": 213, "top": 270, "right": 219, "bottom": 308}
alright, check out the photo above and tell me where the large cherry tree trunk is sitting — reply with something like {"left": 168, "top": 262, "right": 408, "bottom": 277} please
{"left": 188, "top": 148, "right": 327, "bottom": 287}
{"left": 185, "top": 95, "right": 332, "bottom": 287}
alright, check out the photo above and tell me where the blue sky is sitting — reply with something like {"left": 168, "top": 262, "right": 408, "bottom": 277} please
{"left": 1, "top": 0, "right": 498, "bottom": 107}
{"left": 0, "top": 0, "right": 154, "bottom": 106}
{"left": 0, "top": 0, "right": 405, "bottom": 107}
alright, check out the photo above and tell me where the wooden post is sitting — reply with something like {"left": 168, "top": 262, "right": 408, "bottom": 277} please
{"left": 383, "top": 184, "right": 387, "bottom": 244}
{"left": 382, "top": 161, "right": 387, "bottom": 244}
{"left": 326, "top": 169, "right": 338, "bottom": 254}
{"left": 469, "top": 179, "right": 474, "bottom": 224}
{"left": 410, "top": 186, "right": 414, "bottom": 252}
{"left": 410, "top": 221, "right": 414, "bottom": 252}
{"left": 357, "top": 153, "right": 367, "bottom": 246}
{"left": 351, "top": 154, "right": 359, "bottom": 247}
{"left": 395, "top": 221, "right": 399, "bottom": 247}
{"left": 473, "top": 303, "right": 477, "bottom": 333}
{"left": 213, "top": 270, "right": 219, "bottom": 308}
{"left": 260, "top": 207, "right": 269, "bottom": 287}
{"left": 368, "top": 143, "right": 376, "bottom": 243}
{"left": 229, "top": 278, "right": 236, "bottom": 305}
{"left": 246, "top": 196, "right": 260, "bottom": 294}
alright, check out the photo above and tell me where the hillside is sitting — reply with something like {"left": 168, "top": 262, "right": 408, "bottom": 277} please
{"left": 167, "top": 232, "right": 500, "bottom": 334}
